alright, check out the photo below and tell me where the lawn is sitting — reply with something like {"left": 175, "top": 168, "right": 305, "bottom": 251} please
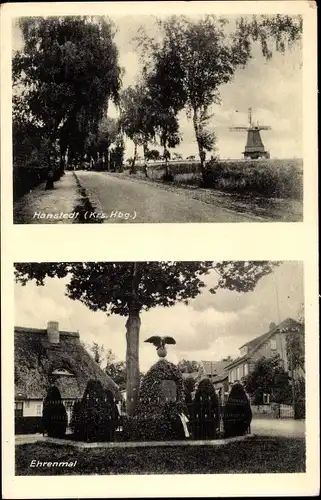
{"left": 16, "top": 436, "right": 305, "bottom": 475}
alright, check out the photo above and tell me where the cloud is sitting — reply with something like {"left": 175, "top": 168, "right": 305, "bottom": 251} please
{"left": 12, "top": 15, "right": 302, "bottom": 160}
{"left": 14, "top": 262, "right": 303, "bottom": 373}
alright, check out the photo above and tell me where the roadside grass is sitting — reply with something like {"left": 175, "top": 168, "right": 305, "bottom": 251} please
{"left": 16, "top": 436, "right": 305, "bottom": 475}
{"left": 132, "top": 158, "right": 303, "bottom": 200}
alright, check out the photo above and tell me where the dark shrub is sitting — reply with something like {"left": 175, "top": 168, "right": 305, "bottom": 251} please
{"left": 223, "top": 383, "right": 252, "bottom": 438}
{"left": 162, "top": 172, "right": 174, "bottom": 183}
{"left": 183, "top": 377, "right": 196, "bottom": 404}
{"left": 42, "top": 386, "right": 67, "bottom": 438}
{"left": 71, "top": 380, "right": 119, "bottom": 442}
{"left": 15, "top": 416, "right": 42, "bottom": 435}
{"left": 124, "top": 359, "right": 189, "bottom": 441}
{"left": 192, "top": 378, "right": 220, "bottom": 440}
{"left": 294, "top": 378, "right": 305, "bottom": 420}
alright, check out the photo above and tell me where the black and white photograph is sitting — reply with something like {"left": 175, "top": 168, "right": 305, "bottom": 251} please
{"left": 12, "top": 12, "right": 304, "bottom": 224}
{"left": 14, "top": 260, "right": 306, "bottom": 475}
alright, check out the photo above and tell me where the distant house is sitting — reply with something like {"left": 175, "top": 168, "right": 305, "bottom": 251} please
{"left": 199, "top": 358, "right": 233, "bottom": 381}
{"left": 225, "top": 318, "right": 304, "bottom": 385}
{"left": 198, "top": 358, "right": 233, "bottom": 404}
{"left": 14, "top": 321, "right": 121, "bottom": 433}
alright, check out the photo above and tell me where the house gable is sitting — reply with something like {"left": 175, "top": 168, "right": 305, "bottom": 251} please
{"left": 14, "top": 322, "right": 122, "bottom": 402}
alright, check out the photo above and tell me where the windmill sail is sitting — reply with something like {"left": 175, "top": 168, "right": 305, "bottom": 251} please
{"left": 229, "top": 107, "right": 271, "bottom": 159}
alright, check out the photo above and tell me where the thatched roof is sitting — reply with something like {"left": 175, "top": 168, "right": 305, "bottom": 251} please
{"left": 14, "top": 326, "right": 122, "bottom": 401}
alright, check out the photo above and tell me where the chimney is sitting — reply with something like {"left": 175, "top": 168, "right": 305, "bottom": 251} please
{"left": 269, "top": 322, "right": 277, "bottom": 331}
{"left": 47, "top": 321, "right": 60, "bottom": 344}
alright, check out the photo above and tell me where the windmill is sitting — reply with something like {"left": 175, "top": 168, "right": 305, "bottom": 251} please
{"left": 229, "top": 107, "right": 271, "bottom": 159}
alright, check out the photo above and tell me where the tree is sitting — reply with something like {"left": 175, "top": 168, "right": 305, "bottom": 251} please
{"left": 14, "top": 261, "right": 278, "bottom": 415}
{"left": 104, "top": 349, "right": 127, "bottom": 390}
{"left": 89, "top": 342, "right": 106, "bottom": 366}
{"left": 88, "top": 344, "right": 127, "bottom": 390}
{"left": 85, "top": 116, "right": 119, "bottom": 170}
{"left": 119, "top": 84, "right": 154, "bottom": 173}
{"left": 243, "top": 355, "right": 291, "bottom": 406}
{"left": 13, "top": 16, "right": 121, "bottom": 167}
{"left": 136, "top": 14, "right": 302, "bottom": 182}
{"left": 145, "top": 149, "right": 160, "bottom": 161}
{"left": 178, "top": 359, "right": 200, "bottom": 374}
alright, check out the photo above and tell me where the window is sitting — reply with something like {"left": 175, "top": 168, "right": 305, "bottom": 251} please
{"left": 244, "top": 363, "right": 249, "bottom": 376}
{"left": 236, "top": 366, "right": 241, "bottom": 380}
{"left": 36, "top": 404, "right": 42, "bottom": 416}
{"left": 15, "top": 401, "right": 23, "bottom": 417}
{"left": 263, "top": 393, "right": 270, "bottom": 404}
{"left": 270, "top": 338, "right": 277, "bottom": 351}
{"left": 240, "top": 346, "right": 248, "bottom": 356}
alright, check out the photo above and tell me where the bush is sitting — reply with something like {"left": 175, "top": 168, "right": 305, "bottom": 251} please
{"left": 124, "top": 359, "right": 189, "bottom": 441}
{"left": 199, "top": 159, "right": 303, "bottom": 199}
{"left": 71, "top": 380, "right": 119, "bottom": 442}
{"left": 223, "top": 383, "right": 252, "bottom": 438}
{"left": 192, "top": 378, "right": 220, "bottom": 439}
{"left": 294, "top": 378, "right": 305, "bottom": 420}
{"left": 162, "top": 172, "right": 175, "bottom": 183}
{"left": 42, "top": 386, "right": 67, "bottom": 438}
{"left": 15, "top": 416, "right": 43, "bottom": 435}
{"left": 183, "top": 377, "right": 196, "bottom": 405}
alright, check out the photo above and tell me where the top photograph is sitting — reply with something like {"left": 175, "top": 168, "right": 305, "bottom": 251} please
{"left": 12, "top": 13, "right": 303, "bottom": 224}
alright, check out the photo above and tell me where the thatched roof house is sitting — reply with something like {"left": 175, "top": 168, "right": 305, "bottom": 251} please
{"left": 15, "top": 321, "right": 122, "bottom": 404}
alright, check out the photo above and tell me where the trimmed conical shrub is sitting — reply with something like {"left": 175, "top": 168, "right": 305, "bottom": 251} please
{"left": 124, "top": 359, "right": 189, "bottom": 441}
{"left": 192, "top": 378, "right": 220, "bottom": 439}
{"left": 223, "top": 383, "right": 252, "bottom": 438}
{"left": 71, "top": 379, "right": 119, "bottom": 442}
{"left": 42, "top": 386, "right": 67, "bottom": 438}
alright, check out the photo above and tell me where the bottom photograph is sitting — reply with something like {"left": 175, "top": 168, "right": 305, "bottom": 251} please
{"left": 13, "top": 260, "right": 305, "bottom": 475}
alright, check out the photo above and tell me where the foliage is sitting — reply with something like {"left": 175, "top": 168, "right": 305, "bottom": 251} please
{"left": 223, "top": 383, "right": 252, "bottom": 438}
{"left": 294, "top": 377, "right": 305, "bottom": 420}
{"left": 71, "top": 379, "right": 119, "bottom": 442}
{"left": 285, "top": 324, "right": 305, "bottom": 374}
{"left": 14, "top": 261, "right": 278, "bottom": 414}
{"left": 183, "top": 377, "right": 196, "bottom": 404}
{"left": 119, "top": 84, "right": 154, "bottom": 169}
{"left": 178, "top": 359, "right": 200, "bottom": 374}
{"left": 123, "top": 359, "right": 187, "bottom": 441}
{"left": 88, "top": 344, "right": 127, "bottom": 391}
{"left": 145, "top": 158, "right": 303, "bottom": 200}
{"left": 145, "top": 149, "right": 161, "bottom": 161}
{"left": 42, "top": 385, "right": 67, "bottom": 438}
{"left": 136, "top": 14, "right": 302, "bottom": 179}
{"left": 243, "top": 355, "right": 291, "bottom": 405}
{"left": 13, "top": 16, "right": 121, "bottom": 163}
{"left": 192, "top": 378, "right": 220, "bottom": 439}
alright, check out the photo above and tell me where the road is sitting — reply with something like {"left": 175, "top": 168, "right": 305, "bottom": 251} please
{"left": 251, "top": 418, "right": 305, "bottom": 437}
{"left": 75, "top": 171, "right": 259, "bottom": 223}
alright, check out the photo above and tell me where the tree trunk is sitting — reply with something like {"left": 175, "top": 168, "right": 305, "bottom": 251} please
{"left": 131, "top": 142, "right": 138, "bottom": 174}
{"left": 192, "top": 108, "right": 206, "bottom": 184}
{"left": 125, "top": 262, "right": 141, "bottom": 416}
{"left": 125, "top": 311, "right": 141, "bottom": 416}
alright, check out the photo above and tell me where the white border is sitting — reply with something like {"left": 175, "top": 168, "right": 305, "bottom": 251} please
{"left": 1, "top": 1, "right": 319, "bottom": 498}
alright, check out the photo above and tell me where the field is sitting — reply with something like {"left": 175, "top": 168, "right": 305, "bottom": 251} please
{"left": 132, "top": 158, "right": 303, "bottom": 200}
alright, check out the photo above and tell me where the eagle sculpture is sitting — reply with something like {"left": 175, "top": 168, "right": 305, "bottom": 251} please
{"left": 144, "top": 336, "right": 176, "bottom": 358}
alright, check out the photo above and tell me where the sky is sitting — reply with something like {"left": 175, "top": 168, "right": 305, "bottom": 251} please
{"left": 14, "top": 261, "right": 304, "bottom": 373}
{"left": 12, "top": 15, "right": 302, "bottom": 160}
